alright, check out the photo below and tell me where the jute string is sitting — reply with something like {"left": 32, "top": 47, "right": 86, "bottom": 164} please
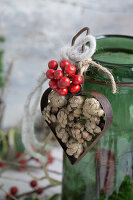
{"left": 78, "top": 59, "right": 116, "bottom": 94}
{"left": 22, "top": 73, "right": 48, "bottom": 163}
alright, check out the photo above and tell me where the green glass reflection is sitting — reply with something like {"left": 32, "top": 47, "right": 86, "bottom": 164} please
{"left": 62, "top": 35, "right": 133, "bottom": 200}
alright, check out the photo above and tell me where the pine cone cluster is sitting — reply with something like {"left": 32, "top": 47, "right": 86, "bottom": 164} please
{"left": 43, "top": 91, "right": 105, "bottom": 159}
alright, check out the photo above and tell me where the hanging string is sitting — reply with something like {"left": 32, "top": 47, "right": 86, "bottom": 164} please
{"left": 60, "top": 33, "right": 116, "bottom": 94}
{"left": 22, "top": 72, "right": 48, "bottom": 163}
{"left": 60, "top": 34, "right": 96, "bottom": 64}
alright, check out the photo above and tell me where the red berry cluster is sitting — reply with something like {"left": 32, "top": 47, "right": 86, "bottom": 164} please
{"left": 0, "top": 161, "right": 6, "bottom": 168}
{"left": 6, "top": 181, "right": 43, "bottom": 199}
{"left": 30, "top": 180, "right": 43, "bottom": 195}
{"left": 6, "top": 186, "right": 18, "bottom": 199}
{"left": 46, "top": 60, "right": 83, "bottom": 96}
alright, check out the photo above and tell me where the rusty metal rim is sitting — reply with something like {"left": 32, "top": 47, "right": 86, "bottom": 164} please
{"left": 40, "top": 88, "right": 113, "bottom": 165}
{"left": 74, "top": 90, "right": 113, "bottom": 164}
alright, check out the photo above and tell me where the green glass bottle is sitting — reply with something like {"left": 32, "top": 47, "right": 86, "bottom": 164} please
{"left": 62, "top": 35, "right": 133, "bottom": 200}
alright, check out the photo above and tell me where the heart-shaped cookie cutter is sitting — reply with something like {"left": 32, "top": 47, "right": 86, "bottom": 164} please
{"left": 41, "top": 88, "right": 113, "bottom": 165}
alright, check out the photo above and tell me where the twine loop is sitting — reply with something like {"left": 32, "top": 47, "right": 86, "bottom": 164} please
{"left": 60, "top": 33, "right": 96, "bottom": 63}
{"left": 78, "top": 59, "right": 117, "bottom": 94}
{"left": 60, "top": 27, "right": 117, "bottom": 94}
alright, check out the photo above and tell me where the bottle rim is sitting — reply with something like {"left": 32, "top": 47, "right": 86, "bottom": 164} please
{"left": 93, "top": 34, "right": 133, "bottom": 66}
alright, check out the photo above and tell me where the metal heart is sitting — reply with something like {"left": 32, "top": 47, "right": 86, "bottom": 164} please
{"left": 40, "top": 88, "right": 113, "bottom": 165}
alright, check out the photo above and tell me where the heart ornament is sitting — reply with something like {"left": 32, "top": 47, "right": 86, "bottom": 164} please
{"left": 41, "top": 88, "right": 113, "bottom": 165}
{"left": 21, "top": 27, "right": 116, "bottom": 165}
{"left": 40, "top": 27, "right": 116, "bottom": 165}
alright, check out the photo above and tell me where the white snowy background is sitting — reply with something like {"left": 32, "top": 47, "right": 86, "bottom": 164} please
{"left": 1, "top": 0, "right": 133, "bottom": 127}
{"left": 0, "top": 0, "right": 133, "bottom": 199}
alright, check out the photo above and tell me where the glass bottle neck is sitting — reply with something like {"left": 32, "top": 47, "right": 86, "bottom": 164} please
{"left": 87, "top": 35, "right": 133, "bottom": 83}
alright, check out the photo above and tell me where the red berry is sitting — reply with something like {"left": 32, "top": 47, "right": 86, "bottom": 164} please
{"left": 60, "top": 60, "right": 71, "bottom": 70}
{"left": 6, "top": 194, "right": 10, "bottom": 199}
{"left": 69, "top": 84, "right": 80, "bottom": 93}
{"left": 36, "top": 187, "right": 43, "bottom": 194}
{"left": 30, "top": 180, "right": 38, "bottom": 188}
{"left": 19, "top": 159, "right": 26, "bottom": 164}
{"left": 16, "top": 152, "right": 22, "bottom": 159}
{"left": 58, "top": 77, "right": 70, "bottom": 88}
{"left": 57, "top": 80, "right": 61, "bottom": 88}
{"left": 34, "top": 158, "right": 40, "bottom": 163}
{"left": 54, "top": 70, "right": 63, "bottom": 80}
{"left": 48, "top": 60, "right": 58, "bottom": 69}
{"left": 48, "top": 156, "right": 54, "bottom": 164}
{"left": 57, "top": 88, "right": 68, "bottom": 96}
{"left": 65, "top": 64, "right": 76, "bottom": 77}
{"left": 10, "top": 187, "right": 18, "bottom": 195}
{"left": 46, "top": 69, "right": 55, "bottom": 79}
{"left": 0, "top": 161, "right": 5, "bottom": 168}
{"left": 72, "top": 75, "right": 83, "bottom": 85}
{"left": 19, "top": 159, "right": 26, "bottom": 171}
{"left": 49, "top": 79, "right": 58, "bottom": 90}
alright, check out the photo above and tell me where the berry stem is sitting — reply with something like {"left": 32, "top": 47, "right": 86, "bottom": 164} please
{"left": 42, "top": 163, "right": 61, "bottom": 185}
{"left": 16, "top": 184, "right": 60, "bottom": 198}
{"left": 0, "top": 185, "right": 17, "bottom": 200}
{"left": 0, "top": 159, "right": 62, "bottom": 174}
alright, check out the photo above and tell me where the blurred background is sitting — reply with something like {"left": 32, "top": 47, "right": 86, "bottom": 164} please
{"left": 0, "top": 0, "right": 133, "bottom": 199}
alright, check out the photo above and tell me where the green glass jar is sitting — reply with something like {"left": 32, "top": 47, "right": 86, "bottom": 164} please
{"left": 62, "top": 35, "right": 133, "bottom": 200}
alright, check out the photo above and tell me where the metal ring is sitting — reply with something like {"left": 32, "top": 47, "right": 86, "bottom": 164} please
{"left": 71, "top": 27, "right": 90, "bottom": 52}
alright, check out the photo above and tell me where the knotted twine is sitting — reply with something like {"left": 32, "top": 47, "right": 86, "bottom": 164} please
{"left": 22, "top": 34, "right": 116, "bottom": 163}
{"left": 60, "top": 34, "right": 116, "bottom": 94}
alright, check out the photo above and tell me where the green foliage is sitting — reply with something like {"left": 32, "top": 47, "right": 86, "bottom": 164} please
{"left": 14, "top": 128, "right": 25, "bottom": 152}
{"left": 23, "top": 196, "right": 39, "bottom": 200}
{"left": 47, "top": 193, "right": 61, "bottom": 200}
{"left": 98, "top": 193, "right": 106, "bottom": 200}
{"left": 116, "top": 176, "right": 133, "bottom": 200}
{"left": 0, "top": 131, "right": 8, "bottom": 158}
{"left": 98, "top": 176, "right": 133, "bottom": 200}
{"left": 0, "top": 36, "right": 5, "bottom": 42}
{"left": 0, "top": 35, "right": 5, "bottom": 88}
{"left": 0, "top": 50, "right": 4, "bottom": 87}
{"left": 0, "top": 128, "right": 25, "bottom": 159}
